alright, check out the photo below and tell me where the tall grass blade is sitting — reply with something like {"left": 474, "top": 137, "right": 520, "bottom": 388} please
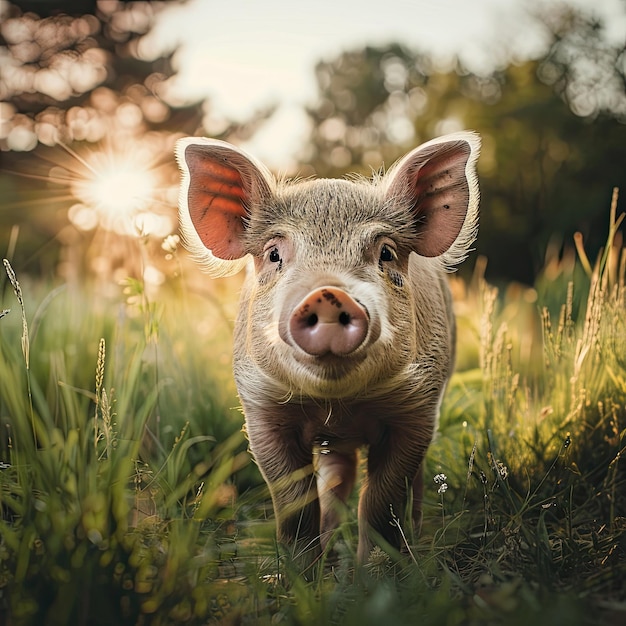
{"left": 3, "top": 258, "right": 36, "bottom": 446}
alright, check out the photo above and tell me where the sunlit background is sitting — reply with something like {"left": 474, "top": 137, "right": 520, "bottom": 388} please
{"left": 1, "top": 0, "right": 625, "bottom": 286}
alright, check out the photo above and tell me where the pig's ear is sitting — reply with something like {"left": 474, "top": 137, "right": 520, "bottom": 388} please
{"left": 176, "top": 137, "right": 275, "bottom": 277}
{"left": 385, "top": 131, "right": 480, "bottom": 264}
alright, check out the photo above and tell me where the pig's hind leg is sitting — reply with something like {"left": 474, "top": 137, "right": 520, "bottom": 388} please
{"left": 314, "top": 449, "right": 358, "bottom": 550}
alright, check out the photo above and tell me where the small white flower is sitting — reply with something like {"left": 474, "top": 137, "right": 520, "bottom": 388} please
{"left": 437, "top": 483, "right": 448, "bottom": 495}
{"left": 495, "top": 461, "right": 509, "bottom": 481}
{"left": 433, "top": 473, "right": 447, "bottom": 485}
{"left": 162, "top": 234, "right": 180, "bottom": 253}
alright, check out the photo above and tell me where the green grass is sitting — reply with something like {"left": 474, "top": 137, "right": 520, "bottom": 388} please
{"left": 0, "top": 197, "right": 624, "bottom": 625}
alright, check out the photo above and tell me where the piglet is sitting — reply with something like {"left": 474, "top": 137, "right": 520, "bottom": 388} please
{"left": 176, "top": 132, "right": 480, "bottom": 563}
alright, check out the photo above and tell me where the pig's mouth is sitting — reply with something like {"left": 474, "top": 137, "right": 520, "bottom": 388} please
{"left": 293, "top": 351, "right": 369, "bottom": 381}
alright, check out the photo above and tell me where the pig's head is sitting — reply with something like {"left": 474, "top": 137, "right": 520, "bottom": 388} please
{"left": 177, "top": 133, "right": 480, "bottom": 399}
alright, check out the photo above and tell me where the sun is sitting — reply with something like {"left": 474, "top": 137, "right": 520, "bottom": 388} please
{"left": 77, "top": 159, "right": 156, "bottom": 217}
{"left": 70, "top": 147, "right": 160, "bottom": 234}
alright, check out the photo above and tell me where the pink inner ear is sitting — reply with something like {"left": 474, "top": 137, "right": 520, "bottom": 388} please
{"left": 403, "top": 141, "right": 471, "bottom": 258}
{"left": 185, "top": 147, "right": 248, "bottom": 260}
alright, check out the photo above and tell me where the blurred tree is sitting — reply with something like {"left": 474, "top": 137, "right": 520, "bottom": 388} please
{"left": 303, "top": 43, "right": 430, "bottom": 177}
{"left": 0, "top": 0, "right": 271, "bottom": 279}
{"left": 302, "top": 5, "right": 626, "bottom": 284}
{"left": 1, "top": 1, "right": 198, "bottom": 151}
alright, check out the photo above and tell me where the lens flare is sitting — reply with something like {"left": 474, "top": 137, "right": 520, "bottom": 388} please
{"left": 70, "top": 148, "right": 161, "bottom": 234}
{"left": 75, "top": 159, "right": 155, "bottom": 215}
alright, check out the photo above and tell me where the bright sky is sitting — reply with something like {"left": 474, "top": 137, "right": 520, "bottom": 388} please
{"left": 145, "top": 0, "right": 624, "bottom": 169}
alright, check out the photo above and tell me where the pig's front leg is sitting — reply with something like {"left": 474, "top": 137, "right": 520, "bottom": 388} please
{"left": 245, "top": 413, "right": 321, "bottom": 561}
{"left": 357, "top": 422, "right": 432, "bottom": 562}
{"left": 315, "top": 448, "right": 357, "bottom": 549}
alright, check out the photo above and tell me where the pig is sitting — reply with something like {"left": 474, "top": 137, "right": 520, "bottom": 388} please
{"left": 176, "top": 131, "right": 480, "bottom": 564}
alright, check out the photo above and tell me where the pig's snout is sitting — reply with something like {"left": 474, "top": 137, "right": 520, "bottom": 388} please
{"left": 289, "top": 287, "right": 369, "bottom": 357}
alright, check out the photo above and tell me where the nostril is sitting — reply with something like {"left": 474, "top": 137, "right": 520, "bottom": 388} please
{"left": 338, "top": 312, "right": 351, "bottom": 326}
{"left": 306, "top": 313, "right": 318, "bottom": 327}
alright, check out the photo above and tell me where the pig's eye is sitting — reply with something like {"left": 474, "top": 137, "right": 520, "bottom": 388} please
{"left": 268, "top": 248, "right": 281, "bottom": 263}
{"left": 379, "top": 244, "right": 396, "bottom": 263}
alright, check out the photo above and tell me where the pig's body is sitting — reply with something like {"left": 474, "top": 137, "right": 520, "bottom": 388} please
{"left": 177, "top": 133, "right": 480, "bottom": 562}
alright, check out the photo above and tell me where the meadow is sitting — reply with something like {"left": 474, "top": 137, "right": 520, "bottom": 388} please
{"left": 0, "top": 192, "right": 624, "bottom": 626}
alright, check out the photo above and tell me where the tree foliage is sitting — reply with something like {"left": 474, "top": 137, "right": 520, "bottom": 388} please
{"left": 302, "top": 6, "right": 626, "bottom": 283}
{"left": 0, "top": 1, "right": 272, "bottom": 277}
{"left": 0, "top": 1, "right": 201, "bottom": 150}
